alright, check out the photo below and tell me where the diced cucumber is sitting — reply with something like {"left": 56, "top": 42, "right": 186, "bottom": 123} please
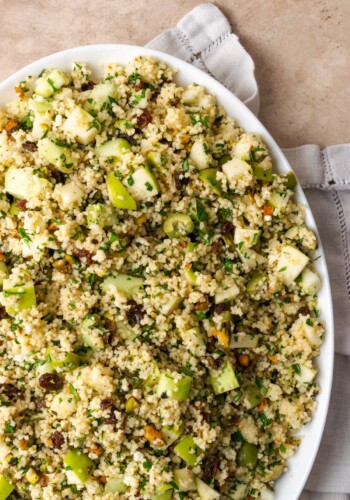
{"left": 85, "top": 81, "right": 118, "bottom": 113}
{"left": 300, "top": 268, "right": 321, "bottom": 295}
{"left": 157, "top": 371, "right": 192, "bottom": 401}
{"left": 5, "top": 166, "right": 50, "bottom": 200}
{"left": 215, "top": 280, "right": 240, "bottom": 304}
{"left": 160, "top": 294, "right": 183, "bottom": 315}
{"left": 230, "top": 333, "right": 260, "bottom": 349}
{"left": 34, "top": 69, "right": 69, "bottom": 98}
{"left": 0, "top": 262, "right": 9, "bottom": 288}
{"left": 106, "top": 173, "right": 137, "bottom": 210}
{"left": 102, "top": 274, "right": 144, "bottom": 297}
{"left": 184, "top": 268, "right": 198, "bottom": 286}
{"left": 163, "top": 214, "right": 194, "bottom": 239}
{"left": 174, "top": 435, "right": 202, "bottom": 467}
{"left": 126, "top": 166, "right": 160, "bottom": 201}
{"left": 222, "top": 158, "right": 252, "bottom": 182}
{"left": 277, "top": 245, "right": 309, "bottom": 285}
{"left": 181, "top": 327, "right": 206, "bottom": 357}
{"left": 0, "top": 476, "right": 15, "bottom": 500}
{"left": 95, "top": 138, "right": 131, "bottom": 163}
{"left": 86, "top": 203, "right": 117, "bottom": 226}
{"left": 105, "top": 477, "right": 128, "bottom": 493}
{"left": 3, "top": 280, "right": 36, "bottom": 314}
{"left": 190, "top": 140, "right": 212, "bottom": 170}
{"left": 286, "top": 171, "right": 297, "bottom": 189}
{"left": 285, "top": 225, "right": 317, "bottom": 251}
{"left": 253, "top": 164, "right": 273, "bottom": 182}
{"left": 162, "top": 422, "right": 184, "bottom": 448}
{"left": 237, "top": 248, "right": 266, "bottom": 270}
{"left": 174, "top": 468, "right": 197, "bottom": 491}
{"left": 234, "top": 228, "right": 261, "bottom": 248}
{"left": 198, "top": 168, "right": 222, "bottom": 195}
{"left": 269, "top": 191, "right": 291, "bottom": 210}
{"left": 196, "top": 477, "right": 220, "bottom": 500}
{"left": 38, "top": 138, "right": 78, "bottom": 173}
{"left": 80, "top": 315, "right": 105, "bottom": 349}
{"left": 228, "top": 481, "right": 248, "bottom": 500}
{"left": 63, "top": 449, "right": 95, "bottom": 484}
{"left": 246, "top": 275, "right": 267, "bottom": 297}
{"left": 63, "top": 107, "right": 100, "bottom": 145}
{"left": 237, "top": 443, "right": 258, "bottom": 468}
{"left": 294, "top": 363, "right": 316, "bottom": 385}
{"left": 210, "top": 358, "right": 239, "bottom": 395}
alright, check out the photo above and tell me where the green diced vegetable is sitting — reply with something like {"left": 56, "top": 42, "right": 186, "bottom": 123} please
{"left": 198, "top": 168, "right": 222, "bottom": 195}
{"left": 105, "top": 477, "right": 128, "bottom": 493}
{"left": 38, "top": 138, "right": 78, "bottom": 173}
{"left": 0, "top": 476, "right": 15, "bottom": 500}
{"left": 157, "top": 371, "right": 192, "bottom": 401}
{"left": 210, "top": 358, "right": 239, "bottom": 395}
{"left": 102, "top": 274, "right": 144, "bottom": 297}
{"left": 95, "top": 138, "right": 131, "bottom": 163}
{"left": 163, "top": 214, "right": 194, "bottom": 239}
{"left": 196, "top": 477, "right": 220, "bottom": 499}
{"left": 253, "top": 163, "right": 273, "bottom": 182}
{"left": 63, "top": 449, "right": 95, "bottom": 484}
{"left": 237, "top": 443, "right": 258, "bottom": 468}
{"left": 3, "top": 279, "right": 36, "bottom": 314}
{"left": 106, "top": 173, "right": 137, "bottom": 210}
{"left": 174, "top": 435, "right": 202, "bottom": 467}
{"left": 286, "top": 171, "right": 297, "bottom": 189}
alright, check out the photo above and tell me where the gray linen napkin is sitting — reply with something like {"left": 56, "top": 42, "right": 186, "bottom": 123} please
{"left": 147, "top": 4, "right": 350, "bottom": 499}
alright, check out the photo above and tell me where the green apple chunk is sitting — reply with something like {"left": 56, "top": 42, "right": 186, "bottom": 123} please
{"left": 299, "top": 268, "right": 321, "bottom": 295}
{"left": 86, "top": 203, "right": 117, "bottom": 226}
{"left": 222, "top": 158, "right": 252, "bottom": 181}
{"left": 163, "top": 214, "right": 194, "bottom": 239}
{"left": 198, "top": 168, "right": 222, "bottom": 195}
{"left": 157, "top": 371, "right": 192, "bottom": 401}
{"left": 5, "top": 166, "right": 50, "bottom": 200}
{"left": 210, "top": 358, "right": 239, "bottom": 395}
{"left": 196, "top": 477, "right": 220, "bottom": 500}
{"left": 162, "top": 422, "right": 184, "bottom": 448}
{"left": 228, "top": 481, "right": 249, "bottom": 500}
{"left": 126, "top": 166, "right": 160, "bottom": 201}
{"left": 277, "top": 245, "right": 309, "bottom": 285}
{"left": 105, "top": 478, "right": 128, "bottom": 493}
{"left": 190, "top": 140, "right": 212, "bottom": 170}
{"left": 46, "top": 348, "right": 82, "bottom": 370}
{"left": 230, "top": 333, "right": 260, "bottom": 349}
{"left": 215, "top": 279, "right": 240, "bottom": 304}
{"left": 269, "top": 191, "right": 291, "bottom": 210}
{"left": 174, "top": 435, "right": 202, "bottom": 467}
{"left": 0, "top": 262, "right": 9, "bottom": 288}
{"left": 173, "top": 468, "right": 197, "bottom": 491}
{"left": 237, "top": 443, "right": 258, "bottom": 468}
{"left": 85, "top": 81, "right": 118, "bottom": 113}
{"left": 106, "top": 173, "right": 137, "bottom": 210}
{"left": 34, "top": 69, "right": 69, "bottom": 98}
{"left": 152, "top": 486, "right": 173, "bottom": 500}
{"left": 63, "top": 107, "right": 100, "bottom": 145}
{"left": 3, "top": 279, "right": 36, "bottom": 314}
{"left": 246, "top": 275, "right": 267, "bottom": 297}
{"left": 95, "top": 138, "right": 131, "bottom": 163}
{"left": 38, "top": 138, "right": 78, "bottom": 173}
{"left": 234, "top": 228, "right": 261, "bottom": 248}
{"left": 184, "top": 268, "right": 198, "bottom": 286}
{"left": 0, "top": 476, "right": 15, "bottom": 500}
{"left": 102, "top": 274, "right": 144, "bottom": 297}
{"left": 181, "top": 327, "right": 206, "bottom": 357}
{"left": 63, "top": 449, "right": 95, "bottom": 484}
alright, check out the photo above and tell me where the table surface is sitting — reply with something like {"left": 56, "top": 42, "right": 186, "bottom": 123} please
{"left": 1, "top": 0, "right": 349, "bottom": 148}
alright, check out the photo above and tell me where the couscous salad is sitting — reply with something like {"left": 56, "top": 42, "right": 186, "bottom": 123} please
{"left": 0, "top": 56, "right": 324, "bottom": 499}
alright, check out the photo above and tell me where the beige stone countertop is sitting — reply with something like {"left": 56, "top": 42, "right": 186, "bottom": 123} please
{"left": 0, "top": 0, "right": 349, "bottom": 148}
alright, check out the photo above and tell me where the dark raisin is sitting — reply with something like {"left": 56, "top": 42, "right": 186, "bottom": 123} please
{"left": 221, "top": 221, "right": 235, "bottom": 236}
{"left": 104, "top": 319, "right": 116, "bottom": 344}
{"left": 127, "top": 300, "right": 145, "bottom": 326}
{"left": 51, "top": 431, "right": 65, "bottom": 449}
{"left": 212, "top": 303, "right": 228, "bottom": 314}
{"left": 137, "top": 110, "right": 152, "bottom": 129}
{"left": 81, "top": 81, "right": 96, "bottom": 91}
{"left": 73, "top": 249, "right": 94, "bottom": 266}
{"left": 100, "top": 398, "right": 115, "bottom": 410}
{"left": 201, "top": 455, "right": 219, "bottom": 483}
{"left": 174, "top": 172, "right": 189, "bottom": 190}
{"left": 211, "top": 240, "right": 223, "bottom": 253}
{"left": 39, "top": 373, "right": 63, "bottom": 391}
{"left": 0, "top": 307, "right": 7, "bottom": 320}
{"left": 299, "top": 306, "right": 309, "bottom": 316}
{"left": 22, "top": 141, "right": 38, "bottom": 152}
{"left": 117, "top": 132, "right": 133, "bottom": 141}
{"left": 103, "top": 409, "right": 117, "bottom": 425}
{"left": 16, "top": 199, "right": 27, "bottom": 210}
{"left": 1, "top": 383, "right": 23, "bottom": 402}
